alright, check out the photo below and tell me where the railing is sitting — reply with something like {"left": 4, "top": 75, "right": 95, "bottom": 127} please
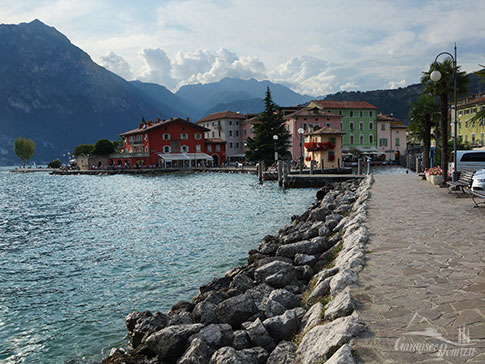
{"left": 109, "top": 153, "right": 149, "bottom": 158}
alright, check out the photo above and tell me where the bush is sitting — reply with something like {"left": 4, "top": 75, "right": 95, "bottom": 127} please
{"left": 92, "top": 139, "right": 115, "bottom": 155}
{"left": 48, "top": 159, "right": 62, "bottom": 168}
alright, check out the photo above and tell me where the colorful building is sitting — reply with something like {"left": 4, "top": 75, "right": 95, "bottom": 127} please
{"left": 452, "top": 95, "right": 485, "bottom": 146}
{"left": 108, "top": 118, "right": 212, "bottom": 168}
{"left": 376, "top": 113, "right": 408, "bottom": 161}
{"left": 307, "top": 100, "right": 377, "bottom": 153}
{"left": 304, "top": 127, "right": 345, "bottom": 169}
{"left": 284, "top": 107, "right": 342, "bottom": 161}
{"left": 197, "top": 111, "right": 247, "bottom": 163}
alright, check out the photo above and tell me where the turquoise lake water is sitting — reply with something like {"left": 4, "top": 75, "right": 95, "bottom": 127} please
{"left": 0, "top": 168, "right": 316, "bottom": 364}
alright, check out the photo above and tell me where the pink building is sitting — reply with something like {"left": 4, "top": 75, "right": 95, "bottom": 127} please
{"left": 284, "top": 107, "right": 342, "bottom": 161}
{"left": 376, "top": 113, "right": 408, "bottom": 161}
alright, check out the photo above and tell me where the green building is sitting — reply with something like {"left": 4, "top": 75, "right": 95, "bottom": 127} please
{"left": 307, "top": 100, "right": 378, "bottom": 153}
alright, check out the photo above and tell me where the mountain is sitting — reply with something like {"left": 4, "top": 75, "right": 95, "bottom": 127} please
{"left": 176, "top": 77, "right": 314, "bottom": 117}
{"left": 204, "top": 98, "right": 265, "bottom": 116}
{"left": 323, "top": 72, "right": 484, "bottom": 124}
{"left": 0, "top": 20, "right": 171, "bottom": 165}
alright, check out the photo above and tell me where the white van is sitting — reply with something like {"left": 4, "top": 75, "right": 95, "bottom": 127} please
{"left": 449, "top": 150, "right": 485, "bottom": 173}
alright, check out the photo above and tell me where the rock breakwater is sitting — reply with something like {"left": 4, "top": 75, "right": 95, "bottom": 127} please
{"left": 99, "top": 176, "right": 373, "bottom": 364}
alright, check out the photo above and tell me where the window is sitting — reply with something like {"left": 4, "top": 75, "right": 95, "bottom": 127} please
{"left": 145, "top": 146, "right": 148, "bottom": 152}
{"left": 329, "top": 137, "right": 336, "bottom": 144}
{"left": 359, "top": 134, "right": 364, "bottom": 144}
{"left": 236, "top": 121, "right": 239, "bottom": 125}
{"left": 461, "top": 152, "right": 485, "bottom": 161}
{"left": 326, "top": 123, "right": 331, "bottom": 127}
{"left": 144, "top": 134, "right": 148, "bottom": 141}
{"left": 395, "top": 138, "right": 400, "bottom": 147}
{"left": 472, "top": 108, "right": 477, "bottom": 113}
{"left": 195, "top": 133, "right": 202, "bottom": 140}
{"left": 350, "top": 122, "right": 354, "bottom": 131}
{"left": 129, "top": 136, "right": 134, "bottom": 142}
{"left": 236, "top": 130, "right": 239, "bottom": 137}
{"left": 207, "top": 145, "right": 212, "bottom": 152}
{"left": 369, "top": 111, "right": 373, "bottom": 117}
{"left": 181, "top": 145, "right": 189, "bottom": 152}
{"left": 212, "top": 131, "right": 215, "bottom": 138}
{"left": 236, "top": 142, "right": 239, "bottom": 148}
{"left": 218, "top": 131, "right": 221, "bottom": 137}
{"left": 458, "top": 110, "right": 462, "bottom": 116}
{"left": 369, "top": 135, "right": 374, "bottom": 144}
{"left": 250, "top": 127, "right": 254, "bottom": 134}
{"left": 350, "top": 135, "right": 354, "bottom": 144}
{"left": 196, "top": 145, "right": 201, "bottom": 153}
{"left": 163, "top": 133, "right": 170, "bottom": 140}
{"left": 472, "top": 134, "right": 476, "bottom": 143}
{"left": 464, "top": 109, "right": 469, "bottom": 114}
{"left": 379, "top": 138, "right": 388, "bottom": 147}
{"left": 465, "top": 135, "right": 468, "bottom": 142}
{"left": 303, "top": 123, "right": 307, "bottom": 131}
{"left": 459, "top": 122, "right": 462, "bottom": 129}
{"left": 328, "top": 151, "right": 335, "bottom": 161}
{"left": 243, "top": 129, "right": 247, "bottom": 136}
{"left": 359, "top": 122, "right": 363, "bottom": 130}
{"left": 229, "top": 130, "right": 233, "bottom": 137}
{"left": 359, "top": 111, "right": 363, "bottom": 117}
{"left": 212, "top": 122, "right": 215, "bottom": 126}
{"left": 218, "top": 121, "right": 221, "bottom": 125}
{"left": 136, "top": 134, "right": 142, "bottom": 141}
{"left": 339, "top": 110, "right": 342, "bottom": 115}
{"left": 216, "top": 145, "right": 220, "bottom": 152}
{"left": 229, "top": 142, "right": 233, "bottom": 148}
{"left": 229, "top": 120, "right": 232, "bottom": 125}
{"left": 180, "top": 133, "right": 188, "bottom": 140}
{"left": 481, "top": 133, "right": 485, "bottom": 145}
{"left": 340, "top": 121, "right": 343, "bottom": 130}
{"left": 369, "top": 121, "right": 373, "bottom": 130}
{"left": 163, "top": 145, "right": 171, "bottom": 153}
{"left": 381, "top": 123, "right": 386, "bottom": 131}
{"left": 350, "top": 111, "right": 354, "bottom": 117}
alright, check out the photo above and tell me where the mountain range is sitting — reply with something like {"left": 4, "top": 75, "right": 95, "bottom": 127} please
{"left": 0, "top": 19, "right": 483, "bottom": 165}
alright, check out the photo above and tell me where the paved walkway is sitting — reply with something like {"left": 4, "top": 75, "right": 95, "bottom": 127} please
{"left": 351, "top": 174, "right": 485, "bottom": 364}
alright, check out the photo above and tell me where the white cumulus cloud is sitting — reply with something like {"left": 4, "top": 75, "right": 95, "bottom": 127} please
{"left": 100, "top": 51, "right": 133, "bottom": 80}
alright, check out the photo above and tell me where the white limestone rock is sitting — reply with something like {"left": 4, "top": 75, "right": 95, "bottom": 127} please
{"left": 299, "top": 302, "right": 323, "bottom": 333}
{"left": 324, "top": 287, "right": 355, "bottom": 321}
{"left": 325, "top": 343, "right": 357, "bottom": 364}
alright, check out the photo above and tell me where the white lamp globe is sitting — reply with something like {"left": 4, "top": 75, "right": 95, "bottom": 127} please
{"left": 430, "top": 70, "right": 442, "bottom": 82}
{"left": 297, "top": 128, "right": 304, "bottom": 134}
{"left": 273, "top": 135, "right": 278, "bottom": 140}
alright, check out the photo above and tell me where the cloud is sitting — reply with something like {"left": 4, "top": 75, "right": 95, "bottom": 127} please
{"left": 388, "top": 79, "right": 407, "bottom": 89}
{"left": 100, "top": 51, "right": 133, "bottom": 80}
{"left": 138, "top": 48, "right": 177, "bottom": 90}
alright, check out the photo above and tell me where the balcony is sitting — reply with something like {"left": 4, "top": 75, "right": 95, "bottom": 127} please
{"left": 110, "top": 152, "right": 149, "bottom": 158}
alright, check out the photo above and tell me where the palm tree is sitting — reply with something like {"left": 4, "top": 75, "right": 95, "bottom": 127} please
{"left": 422, "top": 58, "right": 469, "bottom": 180}
{"left": 409, "top": 95, "right": 439, "bottom": 169}
{"left": 466, "top": 66, "right": 485, "bottom": 128}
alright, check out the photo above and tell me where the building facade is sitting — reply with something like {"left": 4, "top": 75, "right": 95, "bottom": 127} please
{"left": 197, "top": 111, "right": 247, "bottom": 163}
{"left": 452, "top": 95, "right": 485, "bottom": 146}
{"left": 304, "top": 127, "right": 345, "bottom": 169}
{"left": 307, "top": 100, "right": 377, "bottom": 153}
{"left": 376, "top": 113, "right": 408, "bottom": 161}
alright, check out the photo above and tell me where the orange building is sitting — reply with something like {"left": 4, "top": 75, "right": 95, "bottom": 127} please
{"left": 304, "top": 127, "right": 346, "bottom": 169}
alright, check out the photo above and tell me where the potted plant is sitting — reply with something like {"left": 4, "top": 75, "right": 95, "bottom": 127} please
{"left": 426, "top": 166, "right": 444, "bottom": 185}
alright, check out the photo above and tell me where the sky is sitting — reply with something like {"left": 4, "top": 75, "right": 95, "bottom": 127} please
{"left": 1, "top": 0, "right": 484, "bottom": 96}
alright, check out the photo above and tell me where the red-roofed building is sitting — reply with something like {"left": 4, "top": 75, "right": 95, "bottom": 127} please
{"left": 307, "top": 100, "right": 378, "bottom": 154}
{"left": 108, "top": 118, "right": 213, "bottom": 168}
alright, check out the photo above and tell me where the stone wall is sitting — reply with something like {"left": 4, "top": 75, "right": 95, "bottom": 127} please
{"left": 99, "top": 175, "right": 374, "bottom": 364}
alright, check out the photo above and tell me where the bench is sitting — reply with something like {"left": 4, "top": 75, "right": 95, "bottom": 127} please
{"left": 447, "top": 169, "right": 475, "bottom": 194}
{"left": 471, "top": 189, "right": 485, "bottom": 207}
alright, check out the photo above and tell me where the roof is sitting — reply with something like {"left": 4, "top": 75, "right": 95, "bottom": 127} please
{"left": 197, "top": 111, "right": 246, "bottom": 123}
{"left": 310, "top": 100, "right": 378, "bottom": 110}
{"left": 457, "top": 96, "right": 485, "bottom": 109}
{"left": 377, "top": 112, "right": 400, "bottom": 122}
{"left": 205, "top": 138, "right": 226, "bottom": 144}
{"left": 285, "top": 107, "right": 340, "bottom": 119}
{"left": 120, "top": 118, "right": 209, "bottom": 136}
{"left": 307, "top": 127, "right": 346, "bottom": 136}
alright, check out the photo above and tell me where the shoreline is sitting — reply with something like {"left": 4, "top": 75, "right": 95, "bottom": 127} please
{"left": 99, "top": 175, "right": 373, "bottom": 364}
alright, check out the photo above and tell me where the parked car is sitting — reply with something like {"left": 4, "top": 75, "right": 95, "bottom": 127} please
{"left": 471, "top": 169, "right": 485, "bottom": 191}
{"left": 449, "top": 150, "right": 485, "bottom": 174}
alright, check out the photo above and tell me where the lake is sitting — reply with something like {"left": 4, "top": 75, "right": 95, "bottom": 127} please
{"left": 0, "top": 168, "right": 316, "bottom": 364}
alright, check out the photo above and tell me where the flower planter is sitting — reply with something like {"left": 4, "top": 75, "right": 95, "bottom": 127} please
{"left": 429, "top": 175, "right": 443, "bottom": 185}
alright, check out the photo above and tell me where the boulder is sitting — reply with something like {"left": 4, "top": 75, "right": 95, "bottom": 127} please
{"left": 177, "top": 338, "right": 212, "bottom": 364}
{"left": 266, "top": 341, "right": 296, "bottom": 364}
{"left": 200, "top": 276, "right": 232, "bottom": 295}
{"left": 276, "top": 238, "right": 329, "bottom": 258}
{"left": 306, "top": 277, "right": 331, "bottom": 305}
{"left": 214, "top": 293, "right": 259, "bottom": 327}
{"left": 209, "top": 347, "right": 259, "bottom": 364}
{"left": 308, "top": 206, "right": 331, "bottom": 221}
{"left": 264, "top": 298, "right": 287, "bottom": 318}
{"left": 189, "top": 324, "right": 234, "bottom": 349}
{"left": 241, "top": 347, "right": 268, "bottom": 364}
{"left": 245, "top": 318, "right": 276, "bottom": 352}
{"left": 324, "top": 287, "right": 355, "bottom": 321}
{"left": 325, "top": 343, "right": 357, "bottom": 364}
{"left": 169, "top": 301, "right": 195, "bottom": 315}
{"left": 318, "top": 226, "right": 331, "bottom": 237}
{"left": 295, "top": 265, "right": 313, "bottom": 281}
{"left": 335, "top": 203, "right": 351, "bottom": 215}
{"left": 229, "top": 273, "right": 255, "bottom": 293}
{"left": 125, "top": 311, "right": 152, "bottom": 332}
{"left": 232, "top": 330, "right": 251, "bottom": 350}
{"left": 131, "top": 311, "right": 169, "bottom": 347}
{"left": 245, "top": 283, "right": 274, "bottom": 311}
{"left": 295, "top": 316, "right": 365, "bottom": 364}
{"left": 254, "top": 261, "right": 299, "bottom": 288}
{"left": 294, "top": 253, "right": 316, "bottom": 266}
{"left": 266, "top": 289, "right": 300, "bottom": 310}
{"left": 262, "top": 308, "right": 301, "bottom": 341}
{"left": 168, "top": 311, "right": 194, "bottom": 326}
{"left": 299, "top": 302, "right": 323, "bottom": 333}
{"left": 330, "top": 269, "right": 359, "bottom": 297}
{"left": 193, "top": 291, "right": 226, "bottom": 324}
{"left": 145, "top": 323, "right": 203, "bottom": 363}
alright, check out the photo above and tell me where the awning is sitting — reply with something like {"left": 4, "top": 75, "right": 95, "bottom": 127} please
{"left": 158, "top": 153, "right": 213, "bottom": 161}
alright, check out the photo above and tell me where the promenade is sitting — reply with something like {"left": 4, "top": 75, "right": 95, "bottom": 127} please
{"left": 352, "top": 174, "right": 485, "bottom": 363}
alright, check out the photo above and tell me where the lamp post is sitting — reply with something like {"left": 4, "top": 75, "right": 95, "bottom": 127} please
{"left": 298, "top": 128, "right": 304, "bottom": 174}
{"left": 273, "top": 135, "right": 279, "bottom": 163}
{"left": 430, "top": 44, "right": 458, "bottom": 182}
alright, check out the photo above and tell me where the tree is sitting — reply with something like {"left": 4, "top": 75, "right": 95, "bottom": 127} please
{"left": 73, "top": 144, "right": 94, "bottom": 156}
{"left": 112, "top": 138, "right": 124, "bottom": 152}
{"left": 92, "top": 139, "right": 115, "bottom": 155}
{"left": 422, "top": 58, "right": 469, "bottom": 180}
{"left": 14, "top": 137, "right": 36, "bottom": 167}
{"left": 245, "top": 88, "right": 291, "bottom": 166}
{"left": 408, "top": 95, "right": 439, "bottom": 169}
{"left": 467, "top": 65, "right": 485, "bottom": 127}
{"left": 48, "top": 159, "right": 62, "bottom": 168}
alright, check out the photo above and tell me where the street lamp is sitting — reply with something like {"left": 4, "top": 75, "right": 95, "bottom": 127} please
{"left": 273, "top": 134, "right": 278, "bottom": 162}
{"left": 430, "top": 44, "right": 458, "bottom": 182}
{"left": 298, "top": 128, "right": 304, "bottom": 174}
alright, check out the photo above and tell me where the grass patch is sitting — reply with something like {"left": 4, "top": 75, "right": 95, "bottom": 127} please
{"left": 319, "top": 241, "right": 343, "bottom": 268}
{"left": 301, "top": 276, "right": 318, "bottom": 307}
{"left": 292, "top": 323, "right": 320, "bottom": 347}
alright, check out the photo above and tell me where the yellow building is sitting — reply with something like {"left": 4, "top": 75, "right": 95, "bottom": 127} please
{"left": 304, "top": 127, "right": 345, "bottom": 169}
{"left": 452, "top": 95, "right": 485, "bottom": 146}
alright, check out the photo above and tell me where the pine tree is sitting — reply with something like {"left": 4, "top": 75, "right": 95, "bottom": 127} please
{"left": 245, "top": 88, "right": 290, "bottom": 166}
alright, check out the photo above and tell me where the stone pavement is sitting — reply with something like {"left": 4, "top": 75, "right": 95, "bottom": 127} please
{"left": 351, "top": 174, "right": 485, "bottom": 364}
